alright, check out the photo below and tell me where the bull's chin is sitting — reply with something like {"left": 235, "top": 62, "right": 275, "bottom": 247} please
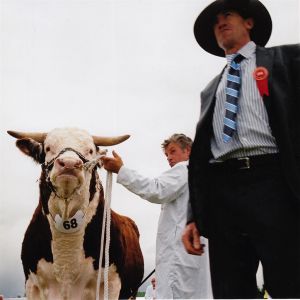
{"left": 53, "top": 175, "right": 82, "bottom": 199}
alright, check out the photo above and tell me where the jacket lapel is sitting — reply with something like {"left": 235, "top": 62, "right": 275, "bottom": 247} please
{"left": 255, "top": 46, "right": 274, "bottom": 113}
{"left": 199, "top": 72, "right": 224, "bottom": 126}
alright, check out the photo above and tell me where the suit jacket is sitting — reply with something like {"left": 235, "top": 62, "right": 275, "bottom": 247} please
{"left": 188, "top": 44, "right": 300, "bottom": 237}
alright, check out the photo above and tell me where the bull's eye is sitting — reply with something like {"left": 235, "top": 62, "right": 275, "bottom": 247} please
{"left": 45, "top": 146, "right": 51, "bottom": 152}
{"left": 89, "top": 149, "right": 93, "bottom": 155}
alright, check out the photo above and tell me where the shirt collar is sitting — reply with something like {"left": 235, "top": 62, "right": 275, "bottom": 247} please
{"left": 226, "top": 41, "right": 256, "bottom": 65}
{"left": 173, "top": 160, "right": 188, "bottom": 167}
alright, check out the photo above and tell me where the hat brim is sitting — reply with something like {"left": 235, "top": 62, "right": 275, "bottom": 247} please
{"left": 194, "top": 0, "right": 272, "bottom": 57}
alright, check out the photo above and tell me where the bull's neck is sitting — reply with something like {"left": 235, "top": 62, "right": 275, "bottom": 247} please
{"left": 47, "top": 188, "right": 101, "bottom": 284}
{"left": 51, "top": 230, "right": 85, "bottom": 283}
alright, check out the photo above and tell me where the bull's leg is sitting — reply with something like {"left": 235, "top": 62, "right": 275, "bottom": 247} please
{"left": 25, "top": 274, "right": 46, "bottom": 300}
{"left": 94, "top": 265, "right": 121, "bottom": 300}
{"left": 107, "top": 277, "right": 121, "bottom": 300}
{"left": 82, "top": 278, "right": 97, "bottom": 300}
{"left": 107, "top": 264, "right": 121, "bottom": 300}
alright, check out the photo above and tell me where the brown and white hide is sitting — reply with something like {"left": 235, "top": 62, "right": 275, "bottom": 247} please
{"left": 8, "top": 128, "right": 144, "bottom": 300}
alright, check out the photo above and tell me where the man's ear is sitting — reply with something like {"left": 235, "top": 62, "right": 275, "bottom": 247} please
{"left": 186, "top": 146, "right": 192, "bottom": 156}
{"left": 245, "top": 17, "right": 254, "bottom": 31}
{"left": 16, "top": 138, "right": 45, "bottom": 164}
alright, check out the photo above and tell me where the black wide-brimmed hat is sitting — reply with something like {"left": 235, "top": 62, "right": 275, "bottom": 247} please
{"left": 194, "top": 0, "right": 272, "bottom": 57}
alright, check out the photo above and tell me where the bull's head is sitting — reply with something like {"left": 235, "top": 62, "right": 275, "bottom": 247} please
{"left": 8, "top": 128, "right": 129, "bottom": 220}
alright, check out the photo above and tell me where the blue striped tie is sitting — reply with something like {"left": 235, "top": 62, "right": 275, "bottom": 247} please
{"left": 223, "top": 54, "right": 245, "bottom": 143}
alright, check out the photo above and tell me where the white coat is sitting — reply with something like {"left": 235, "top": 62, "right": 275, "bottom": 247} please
{"left": 145, "top": 284, "right": 155, "bottom": 300}
{"left": 117, "top": 161, "right": 212, "bottom": 299}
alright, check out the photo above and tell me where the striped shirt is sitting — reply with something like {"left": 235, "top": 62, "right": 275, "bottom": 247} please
{"left": 210, "top": 41, "right": 278, "bottom": 161}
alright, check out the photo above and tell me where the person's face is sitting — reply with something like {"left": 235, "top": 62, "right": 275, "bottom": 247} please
{"left": 164, "top": 142, "right": 191, "bottom": 167}
{"left": 151, "top": 278, "right": 156, "bottom": 288}
{"left": 213, "top": 10, "right": 254, "bottom": 54}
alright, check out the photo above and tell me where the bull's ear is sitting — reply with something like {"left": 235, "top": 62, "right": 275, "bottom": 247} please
{"left": 16, "top": 138, "right": 45, "bottom": 163}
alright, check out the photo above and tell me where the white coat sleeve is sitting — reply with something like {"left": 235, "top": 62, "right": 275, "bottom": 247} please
{"left": 116, "top": 162, "right": 188, "bottom": 204}
{"left": 144, "top": 285, "right": 154, "bottom": 299}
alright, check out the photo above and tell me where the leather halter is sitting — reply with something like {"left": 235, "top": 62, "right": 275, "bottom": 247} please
{"left": 41, "top": 147, "right": 98, "bottom": 199}
{"left": 42, "top": 147, "right": 89, "bottom": 171}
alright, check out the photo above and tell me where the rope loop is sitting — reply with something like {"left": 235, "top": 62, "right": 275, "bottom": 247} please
{"left": 96, "top": 170, "right": 113, "bottom": 300}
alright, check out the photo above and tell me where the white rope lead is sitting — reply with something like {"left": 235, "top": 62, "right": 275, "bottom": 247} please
{"left": 104, "top": 171, "right": 112, "bottom": 300}
{"left": 96, "top": 170, "right": 113, "bottom": 300}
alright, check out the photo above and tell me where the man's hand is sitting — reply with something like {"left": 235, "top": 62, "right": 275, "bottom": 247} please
{"left": 101, "top": 150, "right": 124, "bottom": 174}
{"left": 182, "top": 222, "right": 204, "bottom": 256}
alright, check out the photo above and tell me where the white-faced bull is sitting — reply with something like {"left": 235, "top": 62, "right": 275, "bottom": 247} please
{"left": 7, "top": 128, "right": 144, "bottom": 300}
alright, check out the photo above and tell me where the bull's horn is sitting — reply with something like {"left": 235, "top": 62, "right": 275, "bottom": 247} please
{"left": 92, "top": 134, "right": 130, "bottom": 146}
{"left": 7, "top": 130, "right": 47, "bottom": 143}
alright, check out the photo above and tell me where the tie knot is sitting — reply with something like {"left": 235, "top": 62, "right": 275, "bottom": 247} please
{"left": 233, "top": 53, "right": 245, "bottom": 64}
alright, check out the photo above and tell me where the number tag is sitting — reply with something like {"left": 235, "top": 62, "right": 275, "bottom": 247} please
{"left": 54, "top": 210, "right": 84, "bottom": 233}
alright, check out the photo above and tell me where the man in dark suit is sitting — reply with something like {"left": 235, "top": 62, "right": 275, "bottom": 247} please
{"left": 181, "top": 0, "right": 300, "bottom": 298}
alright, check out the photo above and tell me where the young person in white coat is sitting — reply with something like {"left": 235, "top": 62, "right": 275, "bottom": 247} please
{"left": 145, "top": 277, "right": 156, "bottom": 300}
{"left": 101, "top": 134, "right": 212, "bottom": 299}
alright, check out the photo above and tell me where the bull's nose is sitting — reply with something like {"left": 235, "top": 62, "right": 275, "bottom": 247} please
{"left": 56, "top": 157, "right": 83, "bottom": 170}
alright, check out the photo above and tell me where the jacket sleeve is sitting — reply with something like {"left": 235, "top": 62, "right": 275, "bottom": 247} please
{"left": 186, "top": 200, "right": 194, "bottom": 224}
{"left": 116, "top": 163, "right": 188, "bottom": 204}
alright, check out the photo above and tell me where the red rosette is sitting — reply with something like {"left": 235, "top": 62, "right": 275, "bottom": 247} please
{"left": 253, "top": 67, "right": 269, "bottom": 97}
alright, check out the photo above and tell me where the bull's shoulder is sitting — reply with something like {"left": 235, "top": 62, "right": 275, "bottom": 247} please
{"left": 83, "top": 205, "right": 144, "bottom": 298}
{"left": 21, "top": 201, "right": 53, "bottom": 279}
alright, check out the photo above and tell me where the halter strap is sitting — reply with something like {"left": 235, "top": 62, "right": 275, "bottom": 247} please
{"left": 41, "top": 147, "right": 98, "bottom": 200}
{"left": 42, "top": 147, "right": 89, "bottom": 171}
